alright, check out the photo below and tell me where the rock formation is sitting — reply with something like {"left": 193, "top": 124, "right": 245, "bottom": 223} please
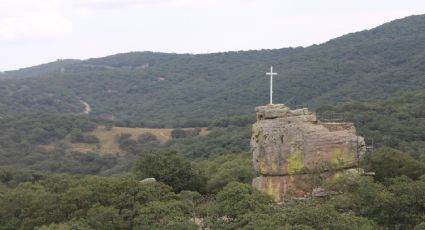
{"left": 251, "top": 104, "right": 365, "bottom": 202}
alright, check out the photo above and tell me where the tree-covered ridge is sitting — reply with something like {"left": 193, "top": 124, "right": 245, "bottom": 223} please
{"left": 0, "top": 15, "right": 425, "bottom": 124}
{"left": 317, "top": 91, "right": 425, "bottom": 158}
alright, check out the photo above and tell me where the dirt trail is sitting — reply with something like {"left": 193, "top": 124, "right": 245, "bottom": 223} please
{"left": 80, "top": 100, "right": 91, "bottom": 114}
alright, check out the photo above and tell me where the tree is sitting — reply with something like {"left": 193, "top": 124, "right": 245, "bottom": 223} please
{"left": 214, "top": 182, "right": 273, "bottom": 219}
{"left": 171, "top": 129, "right": 187, "bottom": 139}
{"left": 86, "top": 204, "right": 126, "bottom": 230}
{"left": 137, "top": 133, "right": 158, "bottom": 144}
{"left": 35, "top": 223, "right": 72, "bottom": 230}
{"left": 133, "top": 200, "right": 197, "bottom": 230}
{"left": 366, "top": 147, "right": 425, "bottom": 181}
{"left": 199, "top": 153, "right": 256, "bottom": 193}
{"left": 70, "top": 129, "right": 99, "bottom": 144}
{"left": 386, "top": 176, "right": 425, "bottom": 227}
{"left": 116, "top": 133, "right": 138, "bottom": 154}
{"left": 326, "top": 174, "right": 417, "bottom": 228}
{"left": 282, "top": 202, "right": 377, "bottom": 230}
{"left": 133, "top": 151, "right": 206, "bottom": 192}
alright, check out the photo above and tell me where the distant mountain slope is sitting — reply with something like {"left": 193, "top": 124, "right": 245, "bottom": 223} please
{"left": 1, "top": 14, "right": 425, "bottom": 124}
{"left": 317, "top": 91, "right": 425, "bottom": 157}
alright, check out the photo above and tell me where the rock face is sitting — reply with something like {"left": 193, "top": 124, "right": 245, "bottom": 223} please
{"left": 251, "top": 104, "right": 365, "bottom": 202}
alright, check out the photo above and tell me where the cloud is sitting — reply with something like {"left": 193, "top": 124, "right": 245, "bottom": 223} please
{"left": 71, "top": 0, "right": 217, "bottom": 11}
{"left": 0, "top": 0, "right": 73, "bottom": 42}
{"left": 71, "top": 0, "right": 153, "bottom": 9}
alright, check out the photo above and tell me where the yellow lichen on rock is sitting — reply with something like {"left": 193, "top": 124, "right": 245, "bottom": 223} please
{"left": 259, "top": 162, "right": 267, "bottom": 174}
{"left": 266, "top": 179, "right": 280, "bottom": 200}
{"left": 251, "top": 104, "right": 365, "bottom": 202}
{"left": 287, "top": 149, "right": 304, "bottom": 174}
{"left": 271, "top": 154, "right": 277, "bottom": 173}
{"left": 331, "top": 149, "right": 354, "bottom": 167}
{"left": 271, "top": 162, "right": 277, "bottom": 173}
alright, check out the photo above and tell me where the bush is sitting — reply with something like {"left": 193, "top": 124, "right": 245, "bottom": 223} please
{"left": 70, "top": 130, "right": 99, "bottom": 144}
{"left": 171, "top": 129, "right": 187, "bottom": 139}
{"left": 137, "top": 133, "right": 158, "bottom": 144}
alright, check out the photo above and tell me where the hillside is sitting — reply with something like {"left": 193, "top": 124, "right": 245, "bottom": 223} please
{"left": 317, "top": 91, "right": 425, "bottom": 157}
{"left": 1, "top": 15, "right": 425, "bottom": 124}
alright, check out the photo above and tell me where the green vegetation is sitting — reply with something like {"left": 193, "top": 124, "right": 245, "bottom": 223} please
{"left": 0, "top": 80, "right": 423, "bottom": 228}
{"left": 0, "top": 112, "right": 250, "bottom": 175}
{"left": 0, "top": 106, "right": 423, "bottom": 229}
{"left": 364, "top": 147, "right": 425, "bottom": 181}
{"left": 70, "top": 130, "right": 100, "bottom": 144}
{"left": 81, "top": 126, "right": 177, "bottom": 154}
{"left": 317, "top": 91, "right": 425, "bottom": 157}
{"left": 163, "top": 126, "right": 250, "bottom": 159}
{"left": 1, "top": 15, "right": 425, "bottom": 125}
{"left": 199, "top": 153, "right": 256, "bottom": 193}
{"left": 0, "top": 89, "right": 423, "bottom": 228}
{"left": 0, "top": 14, "right": 424, "bottom": 229}
{"left": 133, "top": 151, "right": 206, "bottom": 193}
{"left": 0, "top": 114, "right": 120, "bottom": 174}
{"left": 0, "top": 173, "right": 194, "bottom": 230}
{"left": 326, "top": 173, "right": 425, "bottom": 228}
{"left": 3, "top": 150, "right": 425, "bottom": 229}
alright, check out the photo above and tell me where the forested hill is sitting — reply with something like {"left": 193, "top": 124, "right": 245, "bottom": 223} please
{"left": 1, "top": 14, "right": 425, "bottom": 124}
{"left": 317, "top": 91, "right": 425, "bottom": 158}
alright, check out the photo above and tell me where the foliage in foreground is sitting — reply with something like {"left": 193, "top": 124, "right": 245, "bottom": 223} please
{"left": 2, "top": 146, "right": 425, "bottom": 229}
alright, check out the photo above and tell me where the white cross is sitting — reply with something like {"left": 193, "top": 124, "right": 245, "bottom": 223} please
{"left": 266, "top": 66, "right": 278, "bottom": 104}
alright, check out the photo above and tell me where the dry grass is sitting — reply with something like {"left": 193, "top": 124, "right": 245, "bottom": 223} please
{"left": 68, "top": 126, "right": 209, "bottom": 155}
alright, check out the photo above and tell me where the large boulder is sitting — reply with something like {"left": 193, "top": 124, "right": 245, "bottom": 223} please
{"left": 251, "top": 104, "right": 365, "bottom": 176}
{"left": 251, "top": 104, "right": 365, "bottom": 202}
{"left": 140, "top": 178, "right": 157, "bottom": 184}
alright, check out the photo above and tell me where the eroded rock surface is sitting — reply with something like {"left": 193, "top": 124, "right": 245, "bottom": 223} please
{"left": 251, "top": 104, "right": 365, "bottom": 202}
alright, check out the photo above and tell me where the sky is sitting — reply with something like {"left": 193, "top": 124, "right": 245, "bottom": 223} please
{"left": 1, "top": 0, "right": 425, "bottom": 71}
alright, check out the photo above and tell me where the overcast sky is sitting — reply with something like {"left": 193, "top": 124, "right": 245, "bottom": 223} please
{"left": 1, "top": 0, "right": 425, "bottom": 71}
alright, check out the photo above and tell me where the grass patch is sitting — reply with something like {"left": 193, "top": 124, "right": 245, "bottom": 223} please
{"left": 69, "top": 126, "right": 209, "bottom": 155}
